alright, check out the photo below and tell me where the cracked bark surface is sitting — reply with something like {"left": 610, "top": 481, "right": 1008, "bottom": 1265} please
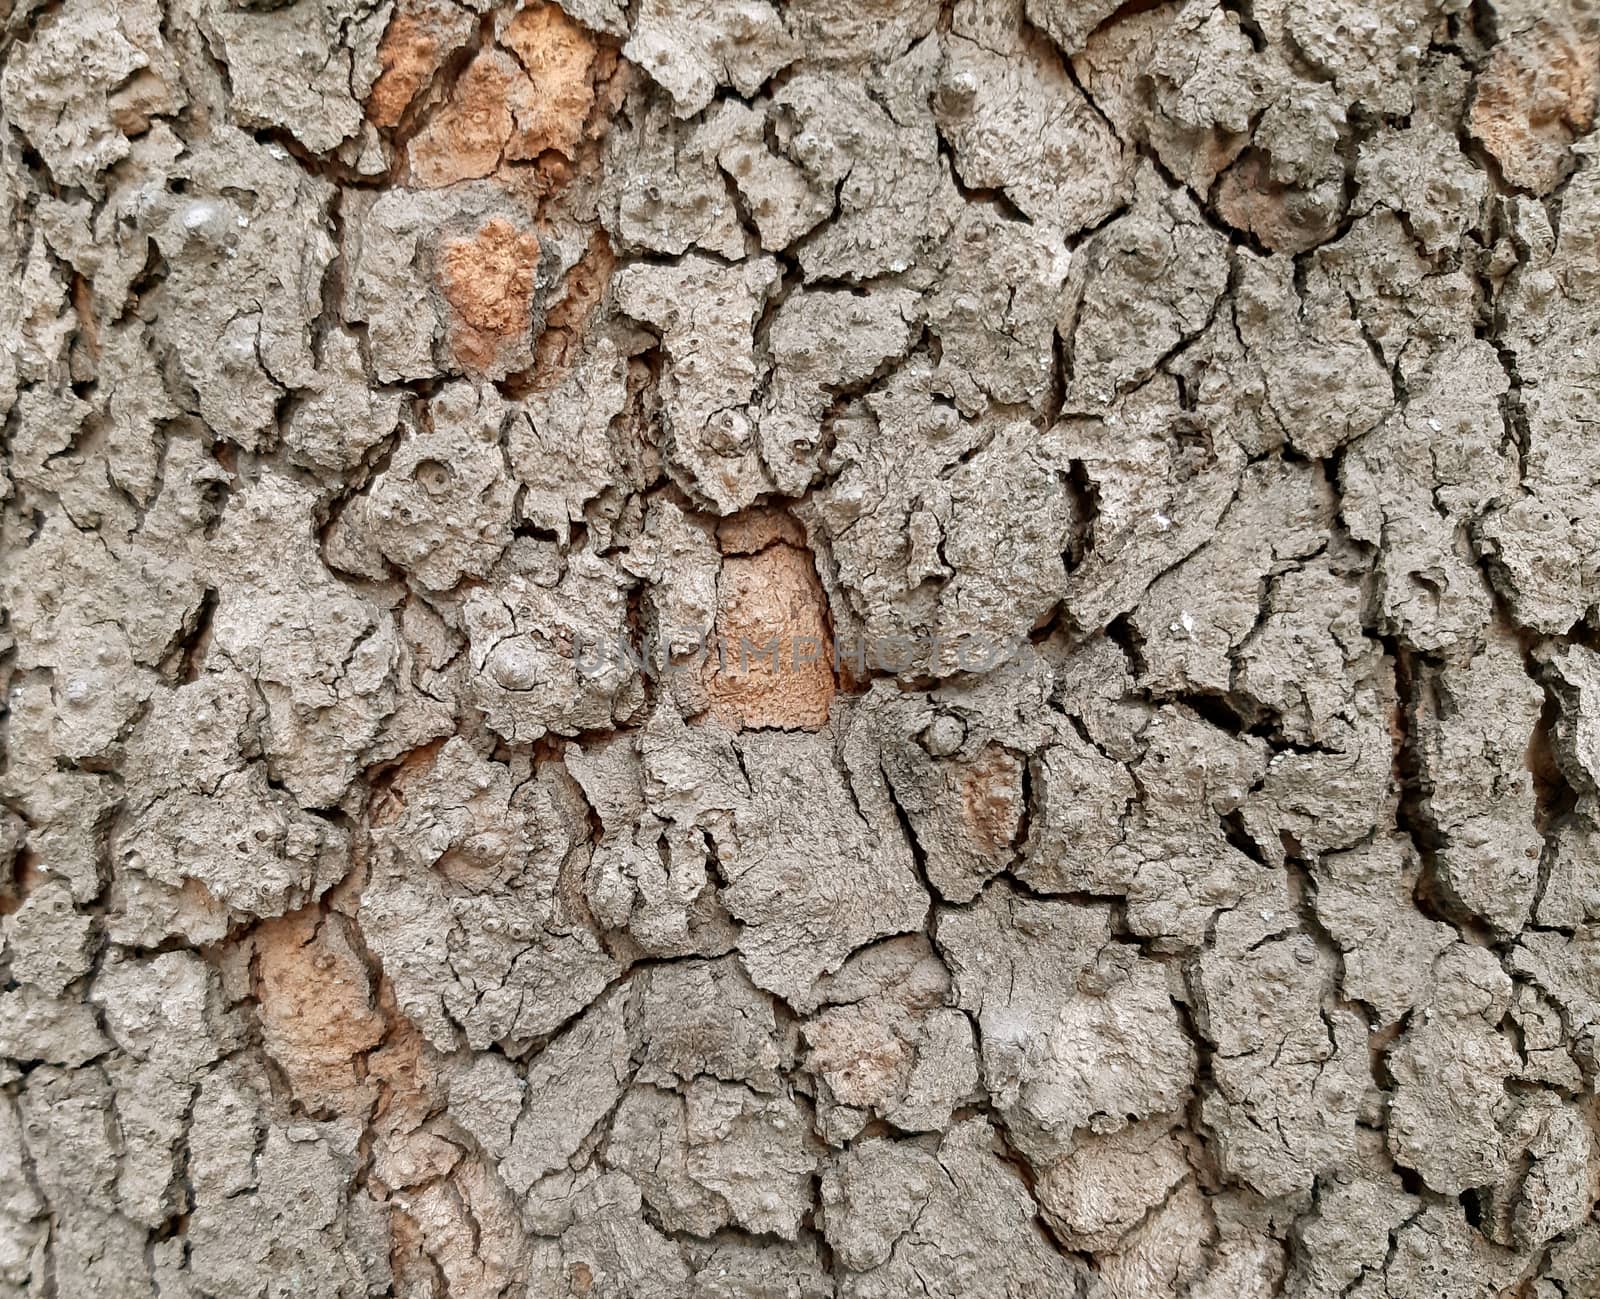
{"left": 2, "top": 0, "right": 1600, "bottom": 1296}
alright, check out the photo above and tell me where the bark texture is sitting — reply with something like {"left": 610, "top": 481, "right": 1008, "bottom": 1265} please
{"left": 3, "top": 0, "right": 1600, "bottom": 1296}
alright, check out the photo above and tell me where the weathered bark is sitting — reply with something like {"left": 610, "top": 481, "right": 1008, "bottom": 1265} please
{"left": 2, "top": 0, "right": 1599, "bottom": 1295}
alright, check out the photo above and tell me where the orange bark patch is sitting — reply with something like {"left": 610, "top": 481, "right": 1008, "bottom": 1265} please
{"left": 385, "top": 3, "right": 623, "bottom": 373}
{"left": 367, "top": 0, "right": 476, "bottom": 130}
{"left": 500, "top": 2, "right": 599, "bottom": 161}
{"left": 1471, "top": 20, "right": 1600, "bottom": 195}
{"left": 439, "top": 216, "right": 541, "bottom": 373}
{"left": 107, "top": 68, "right": 174, "bottom": 136}
{"left": 252, "top": 909, "right": 385, "bottom": 1119}
{"left": 409, "top": 48, "right": 519, "bottom": 188}
{"left": 366, "top": 989, "right": 458, "bottom": 1189}
{"left": 405, "top": 2, "right": 601, "bottom": 188}
{"left": 959, "top": 745, "right": 1024, "bottom": 859}
{"left": 369, "top": 737, "right": 450, "bottom": 829}
{"left": 703, "top": 541, "right": 836, "bottom": 732}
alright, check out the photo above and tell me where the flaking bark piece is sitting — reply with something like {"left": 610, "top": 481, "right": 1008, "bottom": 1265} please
{"left": 146, "top": 131, "right": 335, "bottom": 449}
{"left": 602, "top": 99, "right": 748, "bottom": 260}
{"left": 807, "top": 362, "right": 1076, "bottom": 679}
{"left": 607, "top": 1079, "right": 821, "bottom": 1239}
{"left": 0, "top": 0, "right": 181, "bottom": 194}
{"left": 614, "top": 254, "right": 780, "bottom": 514}
{"left": 1061, "top": 163, "right": 1231, "bottom": 409}
{"left": 1193, "top": 904, "right": 1368, "bottom": 1201}
{"left": 1385, "top": 947, "right": 1528, "bottom": 1202}
{"left": 935, "top": 0, "right": 1132, "bottom": 239}
{"left": 802, "top": 935, "right": 979, "bottom": 1141}
{"left": 115, "top": 671, "right": 352, "bottom": 935}
{"left": 1056, "top": 377, "right": 1248, "bottom": 635}
{"left": 362, "top": 737, "right": 620, "bottom": 1051}
{"left": 1019, "top": 704, "right": 1269, "bottom": 950}
{"left": 512, "top": 334, "right": 644, "bottom": 544}
{"left": 204, "top": 0, "right": 365, "bottom": 154}
{"left": 1412, "top": 625, "right": 1544, "bottom": 935}
{"left": 1478, "top": 156, "right": 1600, "bottom": 634}
{"left": 771, "top": 68, "right": 961, "bottom": 282}
{"left": 928, "top": 204, "right": 1069, "bottom": 412}
{"left": 938, "top": 882, "right": 1195, "bottom": 1168}
{"left": 865, "top": 685, "right": 1028, "bottom": 904}
{"left": 623, "top": 0, "right": 796, "bottom": 118}
{"left": 716, "top": 724, "right": 930, "bottom": 1010}
{"left": 629, "top": 957, "right": 786, "bottom": 1092}
{"left": 209, "top": 472, "right": 403, "bottom": 809}
{"left": 2, "top": 879, "right": 93, "bottom": 996}
{"left": 1312, "top": 836, "right": 1456, "bottom": 1027}
{"left": 758, "top": 284, "right": 921, "bottom": 495}
{"left": 819, "top": 1119, "right": 1086, "bottom": 1298}
{"left": 464, "top": 541, "right": 642, "bottom": 744}
{"left": 328, "top": 381, "right": 516, "bottom": 592}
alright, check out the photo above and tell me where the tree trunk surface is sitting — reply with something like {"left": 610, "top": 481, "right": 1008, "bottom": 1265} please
{"left": 3, "top": 1, "right": 1599, "bottom": 1295}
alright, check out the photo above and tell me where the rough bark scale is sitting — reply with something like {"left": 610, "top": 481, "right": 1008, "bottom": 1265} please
{"left": 2, "top": 0, "right": 1600, "bottom": 1295}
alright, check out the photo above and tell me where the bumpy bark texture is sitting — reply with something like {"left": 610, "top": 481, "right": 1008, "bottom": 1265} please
{"left": 3, "top": 0, "right": 1600, "bottom": 1296}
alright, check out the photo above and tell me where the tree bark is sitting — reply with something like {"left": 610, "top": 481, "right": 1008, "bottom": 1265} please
{"left": 2, "top": 0, "right": 1599, "bottom": 1295}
